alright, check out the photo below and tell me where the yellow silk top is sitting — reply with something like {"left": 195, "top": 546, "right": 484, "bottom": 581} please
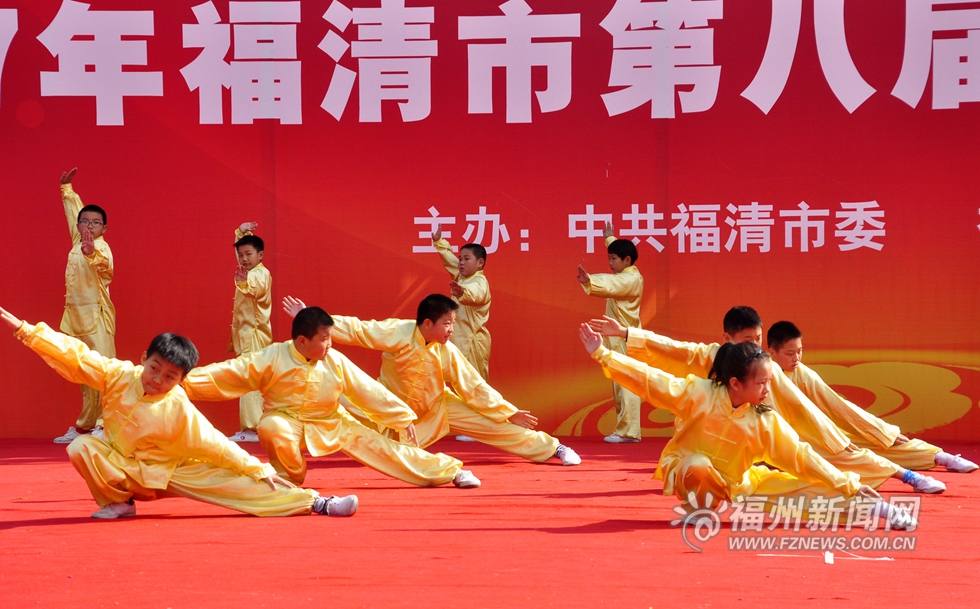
{"left": 182, "top": 342, "right": 418, "bottom": 455}
{"left": 230, "top": 264, "right": 272, "bottom": 355}
{"left": 16, "top": 322, "right": 274, "bottom": 488}
{"left": 624, "top": 329, "right": 850, "bottom": 455}
{"left": 582, "top": 238, "right": 642, "bottom": 352}
{"left": 329, "top": 316, "right": 518, "bottom": 434}
{"left": 61, "top": 184, "right": 115, "bottom": 337}
{"left": 591, "top": 345, "right": 861, "bottom": 499}
{"left": 787, "top": 363, "right": 901, "bottom": 449}
{"left": 433, "top": 238, "right": 491, "bottom": 358}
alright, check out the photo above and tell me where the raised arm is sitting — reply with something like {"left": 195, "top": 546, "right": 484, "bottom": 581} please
{"left": 432, "top": 231, "right": 460, "bottom": 277}
{"left": 60, "top": 167, "right": 82, "bottom": 243}
{"left": 624, "top": 327, "right": 718, "bottom": 379}
{"left": 5, "top": 313, "right": 113, "bottom": 393}
{"left": 581, "top": 323, "right": 696, "bottom": 419}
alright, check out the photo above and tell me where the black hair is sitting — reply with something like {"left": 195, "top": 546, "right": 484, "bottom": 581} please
{"left": 607, "top": 239, "right": 638, "bottom": 265}
{"left": 723, "top": 306, "right": 762, "bottom": 336}
{"left": 417, "top": 293, "right": 458, "bottom": 326}
{"left": 235, "top": 234, "right": 265, "bottom": 253}
{"left": 146, "top": 333, "right": 199, "bottom": 376}
{"left": 460, "top": 243, "right": 487, "bottom": 262}
{"left": 767, "top": 321, "right": 803, "bottom": 351}
{"left": 709, "top": 341, "right": 770, "bottom": 390}
{"left": 77, "top": 204, "right": 107, "bottom": 225}
{"left": 292, "top": 306, "right": 334, "bottom": 340}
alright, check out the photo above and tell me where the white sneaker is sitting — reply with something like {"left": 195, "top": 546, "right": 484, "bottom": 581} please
{"left": 313, "top": 494, "right": 359, "bottom": 517}
{"left": 871, "top": 500, "right": 917, "bottom": 531}
{"left": 53, "top": 426, "right": 85, "bottom": 444}
{"left": 90, "top": 427, "right": 105, "bottom": 440}
{"left": 455, "top": 435, "right": 477, "bottom": 442}
{"left": 228, "top": 430, "right": 259, "bottom": 443}
{"left": 604, "top": 434, "right": 640, "bottom": 444}
{"left": 906, "top": 472, "right": 946, "bottom": 494}
{"left": 936, "top": 452, "right": 979, "bottom": 473}
{"left": 453, "top": 469, "right": 481, "bottom": 488}
{"left": 91, "top": 502, "right": 136, "bottom": 519}
{"left": 555, "top": 445, "right": 582, "bottom": 466}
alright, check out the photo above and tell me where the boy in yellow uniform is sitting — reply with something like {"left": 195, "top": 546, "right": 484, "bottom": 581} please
{"left": 431, "top": 225, "right": 491, "bottom": 442}
{"left": 226, "top": 222, "right": 272, "bottom": 443}
{"left": 283, "top": 294, "right": 581, "bottom": 466}
{"left": 579, "top": 325, "right": 915, "bottom": 529}
{"left": 767, "top": 320, "right": 977, "bottom": 473}
{"left": 182, "top": 306, "right": 481, "bottom": 489}
{"left": 577, "top": 222, "right": 643, "bottom": 443}
{"left": 589, "top": 306, "right": 947, "bottom": 494}
{"left": 0, "top": 305, "right": 357, "bottom": 519}
{"left": 54, "top": 168, "right": 116, "bottom": 444}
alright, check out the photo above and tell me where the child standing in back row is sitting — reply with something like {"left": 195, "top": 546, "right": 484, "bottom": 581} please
{"left": 226, "top": 222, "right": 272, "bottom": 443}
{"left": 577, "top": 222, "right": 643, "bottom": 444}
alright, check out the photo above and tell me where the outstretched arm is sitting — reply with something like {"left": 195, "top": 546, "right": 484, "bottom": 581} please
{"left": 0, "top": 305, "right": 23, "bottom": 332}
{"left": 588, "top": 315, "right": 628, "bottom": 339}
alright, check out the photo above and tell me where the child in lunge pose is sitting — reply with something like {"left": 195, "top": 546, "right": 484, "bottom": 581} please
{"left": 577, "top": 222, "right": 643, "bottom": 444}
{"left": 580, "top": 324, "right": 915, "bottom": 529}
{"left": 0, "top": 305, "right": 356, "bottom": 519}
{"left": 766, "top": 320, "right": 977, "bottom": 473}
{"left": 283, "top": 294, "right": 581, "bottom": 466}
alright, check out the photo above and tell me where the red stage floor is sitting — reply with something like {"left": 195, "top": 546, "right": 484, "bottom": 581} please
{"left": 2, "top": 437, "right": 978, "bottom": 608}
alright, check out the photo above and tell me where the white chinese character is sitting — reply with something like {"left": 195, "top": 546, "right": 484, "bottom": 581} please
{"left": 569, "top": 205, "right": 613, "bottom": 253}
{"left": 600, "top": 0, "right": 723, "bottom": 119}
{"left": 413, "top": 206, "right": 456, "bottom": 253}
{"left": 805, "top": 495, "right": 845, "bottom": 532}
{"left": 620, "top": 204, "right": 667, "bottom": 252}
{"left": 767, "top": 495, "right": 805, "bottom": 532}
{"left": 741, "top": 0, "right": 875, "bottom": 114}
{"left": 462, "top": 206, "right": 510, "bottom": 254}
{"left": 729, "top": 496, "right": 767, "bottom": 533}
{"left": 893, "top": 0, "right": 980, "bottom": 109}
{"left": 845, "top": 498, "right": 879, "bottom": 532}
{"left": 458, "top": 0, "right": 580, "bottom": 123}
{"left": 319, "top": 0, "right": 437, "bottom": 122}
{"left": 182, "top": 1, "right": 302, "bottom": 125}
{"left": 671, "top": 203, "right": 720, "bottom": 253}
{"left": 0, "top": 9, "right": 16, "bottom": 106}
{"left": 724, "top": 202, "right": 774, "bottom": 252}
{"left": 835, "top": 201, "right": 885, "bottom": 251}
{"left": 780, "top": 202, "right": 830, "bottom": 252}
{"left": 38, "top": 0, "right": 163, "bottom": 126}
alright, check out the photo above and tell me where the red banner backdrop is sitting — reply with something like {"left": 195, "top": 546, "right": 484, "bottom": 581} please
{"left": 2, "top": 0, "right": 979, "bottom": 440}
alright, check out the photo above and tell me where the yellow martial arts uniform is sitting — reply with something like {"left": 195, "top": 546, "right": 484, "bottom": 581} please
{"left": 434, "top": 238, "right": 491, "bottom": 379}
{"left": 591, "top": 345, "right": 863, "bottom": 511}
{"left": 623, "top": 329, "right": 898, "bottom": 487}
{"left": 16, "top": 322, "right": 317, "bottom": 516}
{"left": 330, "top": 316, "right": 559, "bottom": 461}
{"left": 787, "top": 363, "right": 940, "bottom": 471}
{"left": 582, "top": 242, "right": 643, "bottom": 440}
{"left": 230, "top": 228, "right": 273, "bottom": 431}
{"left": 182, "top": 341, "right": 464, "bottom": 486}
{"left": 61, "top": 183, "right": 116, "bottom": 430}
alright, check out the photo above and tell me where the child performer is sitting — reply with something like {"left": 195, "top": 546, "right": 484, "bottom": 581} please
{"left": 54, "top": 168, "right": 116, "bottom": 444}
{"left": 588, "top": 307, "right": 947, "bottom": 494}
{"left": 576, "top": 221, "right": 643, "bottom": 444}
{"left": 182, "top": 306, "right": 481, "bottom": 489}
{"left": 0, "top": 305, "right": 357, "bottom": 519}
{"left": 580, "top": 325, "right": 915, "bottom": 530}
{"left": 226, "top": 222, "right": 272, "bottom": 443}
{"left": 283, "top": 294, "right": 581, "bottom": 466}
{"left": 767, "top": 320, "right": 977, "bottom": 473}
{"left": 431, "top": 224, "right": 490, "bottom": 442}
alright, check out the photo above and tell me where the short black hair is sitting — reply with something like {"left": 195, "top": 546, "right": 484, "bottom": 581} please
{"left": 146, "top": 333, "right": 199, "bottom": 376}
{"left": 460, "top": 243, "right": 487, "bottom": 263}
{"left": 417, "top": 293, "right": 458, "bottom": 326}
{"left": 709, "top": 341, "right": 770, "bottom": 388}
{"left": 235, "top": 234, "right": 264, "bottom": 252}
{"left": 607, "top": 239, "right": 638, "bottom": 265}
{"left": 723, "top": 306, "right": 762, "bottom": 336}
{"left": 292, "top": 306, "right": 334, "bottom": 340}
{"left": 767, "top": 321, "right": 803, "bottom": 351}
{"left": 77, "top": 204, "right": 107, "bottom": 225}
